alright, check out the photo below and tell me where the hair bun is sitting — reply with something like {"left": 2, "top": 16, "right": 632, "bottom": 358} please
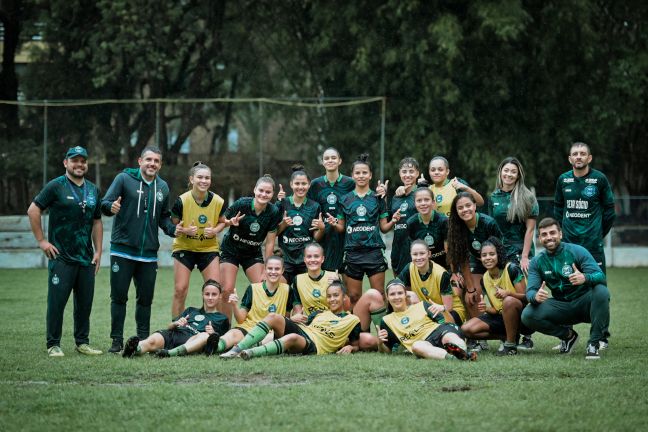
{"left": 263, "top": 173, "right": 273, "bottom": 178}
{"left": 291, "top": 164, "right": 305, "bottom": 172}
{"left": 357, "top": 153, "right": 370, "bottom": 163}
{"left": 193, "top": 161, "right": 203, "bottom": 167}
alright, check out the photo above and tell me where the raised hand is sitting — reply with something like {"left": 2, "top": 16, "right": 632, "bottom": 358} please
{"left": 176, "top": 315, "right": 190, "bottom": 327}
{"left": 204, "top": 222, "right": 217, "bottom": 238}
{"left": 111, "top": 196, "right": 122, "bottom": 215}
{"left": 206, "top": 320, "right": 214, "bottom": 334}
{"left": 325, "top": 212, "right": 338, "bottom": 225}
{"left": 376, "top": 180, "right": 389, "bottom": 198}
{"left": 477, "top": 294, "right": 486, "bottom": 313}
{"left": 535, "top": 281, "right": 549, "bottom": 303}
{"left": 391, "top": 208, "right": 402, "bottom": 223}
{"left": 283, "top": 211, "right": 293, "bottom": 226}
{"left": 228, "top": 211, "right": 244, "bottom": 226}
{"left": 277, "top": 184, "right": 286, "bottom": 201}
{"left": 427, "top": 302, "right": 445, "bottom": 318}
{"left": 228, "top": 293, "right": 239, "bottom": 304}
{"left": 185, "top": 220, "right": 198, "bottom": 237}
{"left": 450, "top": 177, "right": 463, "bottom": 190}
{"left": 310, "top": 212, "right": 325, "bottom": 231}
{"left": 568, "top": 263, "right": 586, "bottom": 286}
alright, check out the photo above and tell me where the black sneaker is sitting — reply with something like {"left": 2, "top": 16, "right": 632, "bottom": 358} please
{"left": 496, "top": 345, "right": 518, "bottom": 356}
{"left": 155, "top": 349, "right": 170, "bottom": 358}
{"left": 585, "top": 343, "right": 600, "bottom": 360}
{"left": 108, "top": 339, "right": 123, "bottom": 354}
{"left": 203, "top": 333, "right": 221, "bottom": 356}
{"left": 466, "top": 339, "right": 481, "bottom": 352}
{"left": 559, "top": 330, "right": 579, "bottom": 354}
{"left": 122, "top": 336, "right": 140, "bottom": 358}
{"left": 517, "top": 335, "right": 534, "bottom": 351}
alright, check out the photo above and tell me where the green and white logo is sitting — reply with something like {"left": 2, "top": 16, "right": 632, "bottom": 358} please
{"left": 327, "top": 194, "right": 337, "bottom": 205}
{"left": 471, "top": 240, "right": 481, "bottom": 250}
{"left": 421, "top": 288, "right": 429, "bottom": 296}
{"left": 399, "top": 202, "right": 408, "bottom": 213}
{"left": 52, "top": 274, "right": 60, "bottom": 285}
{"left": 268, "top": 304, "right": 277, "bottom": 313}
{"left": 112, "top": 262, "right": 120, "bottom": 273}
{"left": 312, "top": 288, "right": 321, "bottom": 298}
{"left": 356, "top": 205, "right": 367, "bottom": 217}
{"left": 561, "top": 264, "right": 573, "bottom": 277}
{"left": 194, "top": 314, "right": 205, "bottom": 321}
{"left": 425, "top": 234, "right": 434, "bottom": 246}
{"left": 198, "top": 214, "right": 207, "bottom": 224}
{"left": 250, "top": 222, "right": 260, "bottom": 233}
{"left": 156, "top": 191, "right": 164, "bottom": 202}
{"left": 292, "top": 215, "right": 303, "bottom": 226}
{"left": 400, "top": 316, "right": 410, "bottom": 325}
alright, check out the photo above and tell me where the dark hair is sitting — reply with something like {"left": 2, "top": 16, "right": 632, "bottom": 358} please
{"left": 385, "top": 279, "right": 406, "bottom": 313}
{"left": 446, "top": 192, "right": 476, "bottom": 272}
{"left": 570, "top": 142, "right": 591, "bottom": 155}
{"left": 414, "top": 179, "right": 434, "bottom": 201}
{"left": 429, "top": 155, "right": 449, "bottom": 169}
{"left": 140, "top": 146, "right": 162, "bottom": 158}
{"left": 265, "top": 254, "right": 284, "bottom": 267}
{"left": 399, "top": 157, "right": 419, "bottom": 171}
{"left": 290, "top": 164, "right": 310, "bottom": 182}
{"left": 322, "top": 147, "right": 341, "bottom": 159}
{"left": 256, "top": 173, "right": 275, "bottom": 189}
{"left": 410, "top": 239, "right": 429, "bottom": 252}
{"left": 327, "top": 280, "right": 347, "bottom": 296}
{"left": 480, "top": 237, "right": 507, "bottom": 270}
{"left": 538, "top": 217, "right": 561, "bottom": 231}
{"left": 188, "top": 161, "right": 211, "bottom": 188}
{"left": 202, "top": 279, "right": 222, "bottom": 293}
{"left": 352, "top": 153, "right": 371, "bottom": 171}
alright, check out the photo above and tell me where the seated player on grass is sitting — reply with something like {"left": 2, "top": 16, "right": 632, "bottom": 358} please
{"left": 221, "top": 280, "right": 361, "bottom": 359}
{"left": 461, "top": 237, "right": 532, "bottom": 356}
{"left": 122, "top": 280, "right": 229, "bottom": 358}
{"left": 376, "top": 279, "right": 477, "bottom": 361}
{"left": 211, "top": 255, "right": 294, "bottom": 355}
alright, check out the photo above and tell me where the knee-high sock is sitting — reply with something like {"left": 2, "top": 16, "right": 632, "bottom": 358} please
{"left": 237, "top": 322, "right": 272, "bottom": 350}
{"left": 245, "top": 339, "right": 285, "bottom": 358}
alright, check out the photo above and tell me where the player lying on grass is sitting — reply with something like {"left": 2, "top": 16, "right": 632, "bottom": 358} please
{"left": 205, "top": 255, "right": 294, "bottom": 355}
{"left": 376, "top": 279, "right": 477, "bottom": 361}
{"left": 122, "top": 280, "right": 229, "bottom": 358}
{"left": 461, "top": 237, "right": 533, "bottom": 356}
{"left": 220, "top": 280, "right": 361, "bottom": 359}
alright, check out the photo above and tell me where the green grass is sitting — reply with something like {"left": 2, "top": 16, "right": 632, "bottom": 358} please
{"left": 1, "top": 267, "right": 647, "bottom": 431}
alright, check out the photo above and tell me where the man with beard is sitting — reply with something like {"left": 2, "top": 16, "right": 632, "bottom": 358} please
{"left": 521, "top": 218, "right": 610, "bottom": 360}
{"left": 28, "top": 146, "right": 104, "bottom": 357}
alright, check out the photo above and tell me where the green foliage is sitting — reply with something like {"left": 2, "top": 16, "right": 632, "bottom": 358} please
{"left": 0, "top": 267, "right": 646, "bottom": 430}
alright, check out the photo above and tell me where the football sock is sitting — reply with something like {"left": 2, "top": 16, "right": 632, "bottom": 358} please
{"left": 168, "top": 345, "right": 187, "bottom": 357}
{"left": 216, "top": 339, "right": 227, "bottom": 353}
{"left": 246, "top": 339, "right": 285, "bottom": 358}
{"left": 237, "top": 321, "right": 272, "bottom": 350}
{"left": 370, "top": 307, "right": 387, "bottom": 326}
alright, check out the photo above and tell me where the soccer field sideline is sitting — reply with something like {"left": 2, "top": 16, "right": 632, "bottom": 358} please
{"left": 1, "top": 267, "right": 647, "bottom": 431}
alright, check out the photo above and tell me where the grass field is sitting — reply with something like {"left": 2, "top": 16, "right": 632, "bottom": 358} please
{"left": 1, "top": 267, "right": 647, "bottom": 431}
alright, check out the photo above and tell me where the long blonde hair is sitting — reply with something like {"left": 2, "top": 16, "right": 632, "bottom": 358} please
{"left": 495, "top": 157, "right": 537, "bottom": 223}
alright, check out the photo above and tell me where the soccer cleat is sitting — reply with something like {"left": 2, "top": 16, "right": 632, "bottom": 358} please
{"left": 444, "top": 342, "right": 474, "bottom": 361}
{"left": 517, "top": 335, "right": 534, "bottom": 350}
{"left": 466, "top": 339, "right": 481, "bottom": 352}
{"left": 478, "top": 340, "right": 489, "bottom": 351}
{"left": 219, "top": 346, "right": 242, "bottom": 359}
{"left": 585, "top": 343, "right": 600, "bottom": 360}
{"left": 48, "top": 346, "right": 64, "bottom": 357}
{"left": 497, "top": 340, "right": 505, "bottom": 354}
{"left": 203, "top": 333, "right": 220, "bottom": 356}
{"left": 239, "top": 349, "right": 253, "bottom": 361}
{"left": 76, "top": 344, "right": 103, "bottom": 356}
{"left": 599, "top": 340, "right": 608, "bottom": 350}
{"left": 122, "top": 336, "right": 140, "bottom": 358}
{"left": 496, "top": 345, "right": 518, "bottom": 356}
{"left": 108, "top": 339, "right": 123, "bottom": 354}
{"left": 559, "top": 330, "right": 579, "bottom": 354}
{"left": 155, "top": 349, "right": 170, "bottom": 358}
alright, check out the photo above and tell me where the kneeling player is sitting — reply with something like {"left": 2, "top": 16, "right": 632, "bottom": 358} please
{"left": 122, "top": 280, "right": 229, "bottom": 358}
{"left": 461, "top": 238, "right": 532, "bottom": 355}
{"left": 222, "top": 281, "right": 361, "bottom": 359}
{"left": 377, "top": 279, "right": 476, "bottom": 361}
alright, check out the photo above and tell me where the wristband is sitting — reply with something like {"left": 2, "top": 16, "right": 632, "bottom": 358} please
{"left": 466, "top": 289, "right": 476, "bottom": 294}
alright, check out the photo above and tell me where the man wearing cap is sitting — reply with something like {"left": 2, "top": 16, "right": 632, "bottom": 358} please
{"left": 101, "top": 146, "right": 176, "bottom": 353}
{"left": 27, "top": 146, "right": 104, "bottom": 357}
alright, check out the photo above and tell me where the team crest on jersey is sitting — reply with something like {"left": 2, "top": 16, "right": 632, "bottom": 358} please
{"left": 421, "top": 288, "right": 429, "bottom": 296}
{"left": 156, "top": 191, "right": 163, "bottom": 202}
{"left": 52, "top": 274, "right": 60, "bottom": 285}
{"left": 436, "top": 195, "right": 443, "bottom": 203}
{"left": 329, "top": 320, "right": 339, "bottom": 325}
{"left": 583, "top": 185, "right": 597, "bottom": 198}
{"left": 292, "top": 215, "right": 303, "bottom": 226}
{"left": 399, "top": 202, "right": 408, "bottom": 213}
{"left": 356, "top": 205, "right": 367, "bottom": 217}
{"left": 400, "top": 316, "right": 410, "bottom": 325}
{"left": 312, "top": 289, "right": 321, "bottom": 298}
{"left": 112, "top": 262, "right": 120, "bottom": 273}
{"left": 198, "top": 214, "right": 207, "bottom": 224}
{"left": 471, "top": 240, "right": 481, "bottom": 250}
{"left": 425, "top": 234, "right": 434, "bottom": 246}
{"left": 87, "top": 193, "right": 96, "bottom": 206}
{"left": 268, "top": 304, "right": 277, "bottom": 313}
{"left": 327, "top": 194, "right": 337, "bottom": 205}
{"left": 194, "top": 314, "right": 205, "bottom": 322}
{"left": 250, "top": 222, "right": 260, "bottom": 233}
{"left": 561, "top": 264, "right": 573, "bottom": 277}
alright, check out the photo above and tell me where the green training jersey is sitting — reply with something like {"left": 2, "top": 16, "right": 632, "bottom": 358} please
{"left": 308, "top": 174, "right": 355, "bottom": 271}
{"left": 467, "top": 213, "right": 503, "bottom": 260}
{"left": 221, "top": 197, "right": 282, "bottom": 257}
{"left": 553, "top": 168, "right": 616, "bottom": 252}
{"left": 526, "top": 242, "right": 606, "bottom": 304}
{"left": 406, "top": 211, "right": 448, "bottom": 267}
{"left": 389, "top": 188, "right": 418, "bottom": 275}
{"left": 173, "top": 307, "right": 230, "bottom": 335}
{"left": 337, "top": 190, "right": 388, "bottom": 251}
{"left": 278, "top": 197, "right": 321, "bottom": 265}
{"left": 489, "top": 189, "right": 539, "bottom": 260}
{"left": 33, "top": 175, "right": 102, "bottom": 266}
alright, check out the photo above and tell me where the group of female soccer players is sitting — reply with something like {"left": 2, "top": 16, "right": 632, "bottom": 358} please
{"left": 122, "top": 148, "right": 540, "bottom": 361}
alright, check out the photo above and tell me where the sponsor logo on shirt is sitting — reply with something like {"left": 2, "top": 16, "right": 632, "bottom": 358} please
{"left": 347, "top": 225, "right": 376, "bottom": 234}
{"left": 565, "top": 211, "right": 591, "bottom": 219}
{"left": 394, "top": 223, "right": 407, "bottom": 230}
{"left": 566, "top": 199, "right": 589, "bottom": 210}
{"left": 563, "top": 178, "right": 575, "bottom": 183}
{"left": 585, "top": 178, "right": 598, "bottom": 184}
{"left": 282, "top": 235, "right": 311, "bottom": 244}
{"left": 232, "top": 234, "right": 263, "bottom": 247}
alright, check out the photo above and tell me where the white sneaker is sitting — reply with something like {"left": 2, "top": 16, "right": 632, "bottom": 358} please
{"left": 599, "top": 341, "right": 608, "bottom": 350}
{"left": 48, "top": 346, "right": 64, "bottom": 357}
